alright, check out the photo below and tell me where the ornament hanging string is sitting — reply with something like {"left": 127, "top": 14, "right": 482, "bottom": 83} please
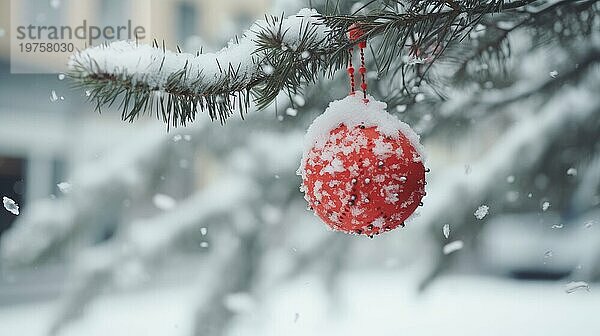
{"left": 347, "top": 23, "right": 369, "bottom": 103}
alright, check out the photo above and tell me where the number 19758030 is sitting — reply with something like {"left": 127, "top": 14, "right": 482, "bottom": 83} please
{"left": 19, "top": 43, "right": 75, "bottom": 53}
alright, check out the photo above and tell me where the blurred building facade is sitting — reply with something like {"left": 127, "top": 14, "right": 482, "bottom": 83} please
{"left": 0, "top": 0, "right": 268, "bottom": 251}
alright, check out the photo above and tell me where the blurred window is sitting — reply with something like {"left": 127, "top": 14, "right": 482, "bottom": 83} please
{"left": 22, "top": 0, "right": 67, "bottom": 26}
{"left": 177, "top": 2, "right": 198, "bottom": 41}
{"left": 100, "top": 0, "right": 130, "bottom": 26}
{"left": 235, "top": 12, "right": 254, "bottom": 29}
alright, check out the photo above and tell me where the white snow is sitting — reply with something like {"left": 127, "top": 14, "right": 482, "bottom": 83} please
{"left": 566, "top": 167, "right": 577, "bottom": 176}
{"left": 371, "top": 217, "right": 386, "bottom": 228}
{"left": 286, "top": 108, "right": 298, "bottom": 117}
{"left": 542, "top": 201, "right": 551, "bottom": 211}
{"left": 313, "top": 181, "right": 324, "bottom": 201}
{"left": 57, "top": 182, "right": 72, "bottom": 194}
{"left": 3, "top": 196, "right": 19, "bottom": 215}
{"left": 373, "top": 137, "right": 394, "bottom": 158}
{"left": 443, "top": 224, "right": 450, "bottom": 239}
{"left": 474, "top": 205, "right": 489, "bottom": 220}
{"left": 564, "top": 281, "right": 590, "bottom": 294}
{"left": 292, "top": 94, "right": 306, "bottom": 107}
{"left": 300, "top": 93, "right": 425, "bottom": 167}
{"left": 382, "top": 184, "right": 400, "bottom": 204}
{"left": 321, "top": 158, "right": 345, "bottom": 175}
{"left": 50, "top": 90, "right": 59, "bottom": 102}
{"left": 443, "top": 240, "right": 464, "bottom": 255}
{"left": 223, "top": 292, "right": 256, "bottom": 313}
{"left": 4, "top": 270, "right": 600, "bottom": 336}
{"left": 228, "top": 269, "right": 600, "bottom": 336}
{"left": 68, "top": 9, "right": 328, "bottom": 94}
{"left": 0, "top": 282, "right": 199, "bottom": 336}
{"left": 153, "top": 194, "right": 177, "bottom": 211}
{"left": 396, "top": 105, "right": 407, "bottom": 112}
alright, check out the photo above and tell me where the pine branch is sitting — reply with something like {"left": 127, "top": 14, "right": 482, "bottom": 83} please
{"left": 451, "top": 0, "right": 599, "bottom": 83}
{"left": 324, "top": 0, "right": 598, "bottom": 103}
{"left": 320, "top": 0, "right": 538, "bottom": 74}
{"left": 69, "top": 9, "right": 334, "bottom": 127}
{"left": 419, "top": 82, "right": 600, "bottom": 291}
{"left": 69, "top": 1, "right": 598, "bottom": 126}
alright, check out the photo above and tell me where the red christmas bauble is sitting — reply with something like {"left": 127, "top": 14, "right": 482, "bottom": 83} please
{"left": 298, "top": 94, "right": 426, "bottom": 237}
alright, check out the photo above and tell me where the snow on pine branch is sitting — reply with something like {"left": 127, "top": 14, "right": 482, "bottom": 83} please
{"left": 68, "top": 8, "right": 333, "bottom": 126}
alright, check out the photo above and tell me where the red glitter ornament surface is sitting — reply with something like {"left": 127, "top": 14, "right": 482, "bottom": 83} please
{"left": 301, "top": 123, "right": 426, "bottom": 237}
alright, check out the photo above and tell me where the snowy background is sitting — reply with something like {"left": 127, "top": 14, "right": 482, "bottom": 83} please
{"left": 1, "top": 0, "right": 599, "bottom": 335}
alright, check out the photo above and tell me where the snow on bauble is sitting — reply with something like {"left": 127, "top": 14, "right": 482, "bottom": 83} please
{"left": 298, "top": 93, "right": 426, "bottom": 237}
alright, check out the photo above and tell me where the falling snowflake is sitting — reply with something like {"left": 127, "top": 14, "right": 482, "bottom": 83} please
{"left": 442, "top": 224, "right": 450, "bottom": 239}
{"left": 474, "top": 205, "right": 489, "bottom": 220}
{"left": 549, "top": 70, "right": 559, "bottom": 78}
{"left": 396, "top": 105, "right": 407, "bottom": 113}
{"left": 3, "top": 197, "right": 19, "bottom": 215}
{"left": 464, "top": 164, "right": 472, "bottom": 175}
{"left": 443, "top": 240, "right": 464, "bottom": 255}
{"left": 153, "top": 194, "right": 176, "bottom": 210}
{"left": 293, "top": 94, "right": 306, "bottom": 107}
{"left": 542, "top": 201, "right": 550, "bottom": 211}
{"left": 286, "top": 107, "right": 298, "bottom": 117}
{"left": 566, "top": 167, "right": 577, "bottom": 176}
{"left": 565, "top": 281, "right": 590, "bottom": 294}
{"left": 57, "top": 182, "right": 72, "bottom": 194}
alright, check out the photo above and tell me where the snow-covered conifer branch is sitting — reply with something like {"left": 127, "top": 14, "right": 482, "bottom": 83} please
{"left": 68, "top": 1, "right": 594, "bottom": 126}
{"left": 68, "top": 9, "right": 334, "bottom": 127}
